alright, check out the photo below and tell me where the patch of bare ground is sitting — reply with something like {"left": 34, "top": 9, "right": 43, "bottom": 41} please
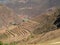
{"left": 27, "top": 29, "right": 60, "bottom": 44}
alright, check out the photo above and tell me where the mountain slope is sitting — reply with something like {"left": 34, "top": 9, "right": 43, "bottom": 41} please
{"left": 1, "top": 0, "right": 60, "bottom": 17}
{"left": 0, "top": 4, "right": 19, "bottom": 28}
{"left": 0, "top": 2, "right": 60, "bottom": 45}
{"left": 26, "top": 7, "right": 60, "bottom": 44}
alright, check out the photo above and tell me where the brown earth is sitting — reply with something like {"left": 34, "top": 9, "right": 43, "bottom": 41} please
{"left": 0, "top": 4, "right": 60, "bottom": 45}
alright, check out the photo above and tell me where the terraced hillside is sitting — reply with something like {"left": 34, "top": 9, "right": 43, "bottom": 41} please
{"left": 0, "top": 20, "right": 40, "bottom": 43}
{"left": 0, "top": 25, "right": 29, "bottom": 42}
{"left": 0, "top": 4, "right": 60, "bottom": 45}
{"left": 0, "top": 4, "right": 41, "bottom": 44}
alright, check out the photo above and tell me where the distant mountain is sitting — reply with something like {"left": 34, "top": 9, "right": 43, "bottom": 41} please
{"left": 4, "top": 0, "right": 49, "bottom": 16}
{"left": 0, "top": 0, "right": 60, "bottom": 17}
{"left": 49, "top": 0, "right": 60, "bottom": 7}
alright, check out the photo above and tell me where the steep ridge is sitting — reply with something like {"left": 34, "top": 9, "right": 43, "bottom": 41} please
{"left": 27, "top": 7, "right": 60, "bottom": 44}
{"left": 32, "top": 7, "right": 60, "bottom": 33}
{"left": 0, "top": 4, "right": 21, "bottom": 29}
